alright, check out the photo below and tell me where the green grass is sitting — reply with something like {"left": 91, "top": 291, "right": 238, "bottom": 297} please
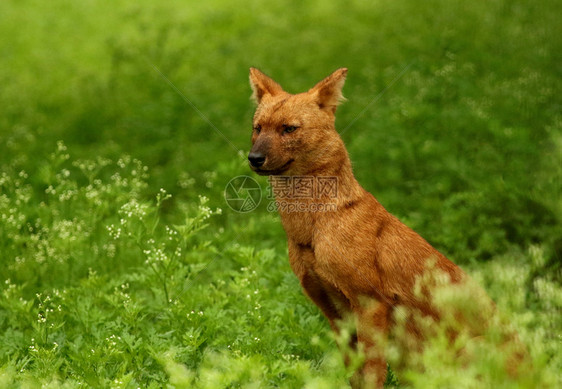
{"left": 0, "top": 0, "right": 560, "bottom": 387}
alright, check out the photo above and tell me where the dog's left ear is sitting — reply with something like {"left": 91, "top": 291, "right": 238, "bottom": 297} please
{"left": 309, "top": 68, "right": 347, "bottom": 114}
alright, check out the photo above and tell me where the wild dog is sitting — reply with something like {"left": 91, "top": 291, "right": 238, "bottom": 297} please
{"left": 247, "top": 68, "right": 523, "bottom": 388}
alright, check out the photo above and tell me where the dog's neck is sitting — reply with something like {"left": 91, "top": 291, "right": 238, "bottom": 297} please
{"left": 269, "top": 149, "right": 365, "bottom": 210}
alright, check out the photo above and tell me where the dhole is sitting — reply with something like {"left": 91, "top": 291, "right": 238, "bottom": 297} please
{"left": 247, "top": 68, "right": 522, "bottom": 388}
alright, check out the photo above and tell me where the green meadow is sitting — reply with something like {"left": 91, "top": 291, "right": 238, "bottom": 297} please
{"left": 0, "top": 0, "right": 560, "bottom": 387}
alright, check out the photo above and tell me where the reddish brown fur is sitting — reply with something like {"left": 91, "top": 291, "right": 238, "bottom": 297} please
{"left": 248, "top": 68, "right": 497, "bottom": 388}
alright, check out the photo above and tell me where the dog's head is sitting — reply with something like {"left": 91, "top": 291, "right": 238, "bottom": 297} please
{"left": 248, "top": 68, "right": 347, "bottom": 176}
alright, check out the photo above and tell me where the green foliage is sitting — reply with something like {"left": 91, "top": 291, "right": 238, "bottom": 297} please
{"left": 387, "top": 262, "right": 556, "bottom": 388}
{"left": 0, "top": 0, "right": 560, "bottom": 387}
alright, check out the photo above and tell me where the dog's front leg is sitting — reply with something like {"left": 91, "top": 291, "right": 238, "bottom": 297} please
{"left": 288, "top": 239, "right": 346, "bottom": 330}
{"left": 350, "top": 301, "right": 392, "bottom": 389}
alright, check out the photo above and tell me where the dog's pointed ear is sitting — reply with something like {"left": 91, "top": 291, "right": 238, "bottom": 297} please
{"left": 249, "top": 68, "right": 284, "bottom": 104}
{"left": 309, "top": 68, "right": 347, "bottom": 114}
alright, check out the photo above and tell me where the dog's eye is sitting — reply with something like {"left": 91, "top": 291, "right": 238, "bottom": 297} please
{"left": 283, "top": 125, "right": 298, "bottom": 134}
{"left": 254, "top": 124, "right": 261, "bottom": 133}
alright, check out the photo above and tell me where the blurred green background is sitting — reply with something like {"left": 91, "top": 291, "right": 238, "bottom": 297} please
{"left": 2, "top": 0, "right": 561, "bottom": 260}
{"left": 1, "top": 0, "right": 560, "bottom": 387}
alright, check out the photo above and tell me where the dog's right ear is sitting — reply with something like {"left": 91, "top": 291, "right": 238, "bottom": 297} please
{"left": 249, "top": 68, "right": 284, "bottom": 104}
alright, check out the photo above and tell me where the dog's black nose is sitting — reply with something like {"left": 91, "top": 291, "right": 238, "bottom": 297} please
{"left": 248, "top": 152, "right": 266, "bottom": 168}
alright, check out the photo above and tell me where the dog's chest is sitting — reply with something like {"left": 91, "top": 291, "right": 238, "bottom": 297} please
{"left": 279, "top": 210, "right": 315, "bottom": 246}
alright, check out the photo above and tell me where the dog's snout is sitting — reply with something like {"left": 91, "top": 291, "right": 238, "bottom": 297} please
{"left": 248, "top": 152, "right": 266, "bottom": 168}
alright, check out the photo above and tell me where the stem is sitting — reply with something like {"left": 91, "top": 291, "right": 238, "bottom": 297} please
{"left": 148, "top": 262, "right": 169, "bottom": 304}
